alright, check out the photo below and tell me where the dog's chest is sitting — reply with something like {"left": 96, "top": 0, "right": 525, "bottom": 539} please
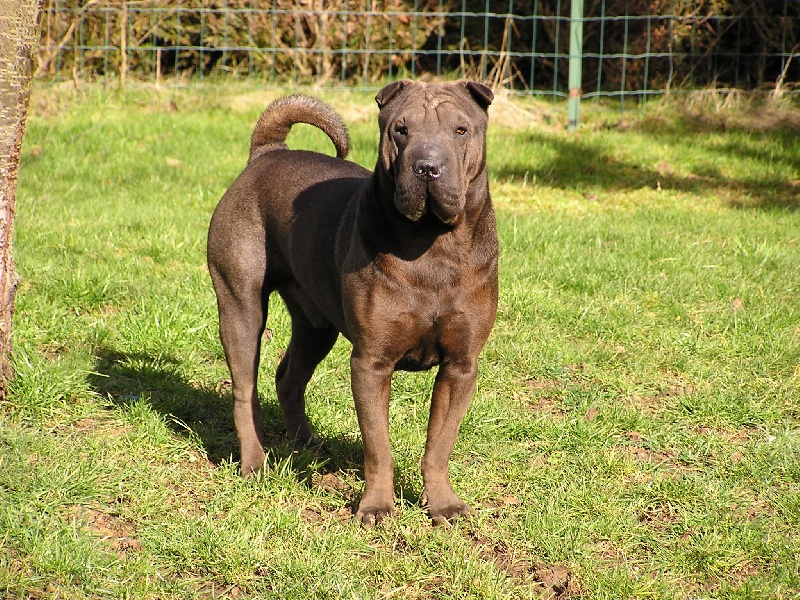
{"left": 394, "top": 319, "right": 447, "bottom": 372}
{"left": 351, "top": 231, "right": 495, "bottom": 373}
{"left": 389, "top": 288, "right": 472, "bottom": 372}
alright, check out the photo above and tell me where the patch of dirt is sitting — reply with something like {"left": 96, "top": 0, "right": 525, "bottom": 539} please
{"left": 616, "top": 430, "right": 686, "bottom": 481}
{"left": 726, "top": 559, "right": 761, "bottom": 582}
{"left": 591, "top": 539, "right": 629, "bottom": 565}
{"left": 312, "top": 471, "right": 351, "bottom": 495}
{"left": 195, "top": 583, "right": 246, "bottom": 599}
{"left": 620, "top": 439, "right": 675, "bottom": 467}
{"left": 728, "top": 499, "right": 775, "bottom": 522}
{"left": 300, "top": 505, "right": 353, "bottom": 525}
{"left": 37, "top": 341, "right": 71, "bottom": 361}
{"left": 531, "top": 563, "right": 579, "bottom": 599}
{"left": 526, "top": 396, "right": 567, "bottom": 418}
{"left": 638, "top": 502, "right": 682, "bottom": 530}
{"left": 215, "top": 378, "right": 232, "bottom": 395}
{"left": 69, "top": 416, "right": 132, "bottom": 437}
{"left": 619, "top": 393, "right": 665, "bottom": 417}
{"left": 45, "top": 415, "right": 134, "bottom": 440}
{"left": 518, "top": 377, "right": 566, "bottom": 418}
{"left": 67, "top": 506, "right": 142, "bottom": 557}
{"left": 477, "top": 536, "right": 530, "bottom": 578}
{"left": 623, "top": 445, "right": 659, "bottom": 464}
{"left": 695, "top": 424, "right": 758, "bottom": 444}
{"left": 616, "top": 375, "right": 699, "bottom": 418}
{"left": 481, "top": 490, "right": 528, "bottom": 514}
{"left": 523, "top": 377, "right": 563, "bottom": 393}
{"left": 467, "top": 531, "right": 579, "bottom": 598}
{"left": 653, "top": 373, "right": 698, "bottom": 399}
{"left": 663, "top": 382, "right": 697, "bottom": 398}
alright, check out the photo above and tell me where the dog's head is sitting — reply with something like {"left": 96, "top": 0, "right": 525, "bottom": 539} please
{"left": 375, "top": 80, "right": 493, "bottom": 225}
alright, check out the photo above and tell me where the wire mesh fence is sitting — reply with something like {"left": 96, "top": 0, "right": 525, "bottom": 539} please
{"left": 38, "top": 0, "right": 800, "bottom": 100}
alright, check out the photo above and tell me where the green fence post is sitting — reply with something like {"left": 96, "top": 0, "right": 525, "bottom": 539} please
{"left": 568, "top": 0, "right": 584, "bottom": 131}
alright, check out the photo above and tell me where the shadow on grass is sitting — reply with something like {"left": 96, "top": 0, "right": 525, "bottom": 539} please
{"left": 491, "top": 110, "right": 800, "bottom": 211}
{"left": 87, "top": 347, "right": 382, "bottom": 503}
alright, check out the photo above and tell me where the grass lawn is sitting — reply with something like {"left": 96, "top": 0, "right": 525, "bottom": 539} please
{"left": 3, "top": 81, "right": 799, "bottom": 599}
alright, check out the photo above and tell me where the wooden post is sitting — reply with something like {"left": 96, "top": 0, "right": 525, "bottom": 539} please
{"left": 0, "top": 0, "right": 43, "bottom": 396}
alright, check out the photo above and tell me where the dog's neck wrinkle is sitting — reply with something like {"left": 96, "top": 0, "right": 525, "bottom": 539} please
{"left": 375, "top": 246, "right": 465, "bottom": 294}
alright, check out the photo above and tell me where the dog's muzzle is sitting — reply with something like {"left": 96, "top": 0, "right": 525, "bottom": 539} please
{"left": 395, "top": 149, "right": 463, "bottom": 224}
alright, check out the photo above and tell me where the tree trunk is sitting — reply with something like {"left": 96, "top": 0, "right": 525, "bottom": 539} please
{"left": 0, "top": 0, "right": 42, "bottom": 397}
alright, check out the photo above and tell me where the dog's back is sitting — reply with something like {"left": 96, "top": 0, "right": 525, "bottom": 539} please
{"left": 208, "top": 95, "right": 370, "bottom": 338}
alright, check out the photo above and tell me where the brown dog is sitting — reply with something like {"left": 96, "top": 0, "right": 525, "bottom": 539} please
{"left": 207, "top": 80, "right": 498, "bottom": 525}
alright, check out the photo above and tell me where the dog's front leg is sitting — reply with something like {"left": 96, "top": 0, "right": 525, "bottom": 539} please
{"left": 350, "top": 351, "right": 395, "bottom": 526}
{"left": 421, "top": 361, "right": 477, "bottom": 525}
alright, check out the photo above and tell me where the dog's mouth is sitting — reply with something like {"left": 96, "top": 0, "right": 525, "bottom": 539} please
{"left": 430, "top": 196, "right": 460, "bottom": 224}
{"left": 393, "top": 184, "right": 427, "bottom": 221}
{"left": 395, "top": 184, "right": 463, "bottom": 224}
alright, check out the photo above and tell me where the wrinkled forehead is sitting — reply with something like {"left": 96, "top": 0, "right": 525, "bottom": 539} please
{"left": 420, "top": 89, "right": 451, "bottom": 111}
{"left": 387, "top": 88, "right": 481, "bottom": 124}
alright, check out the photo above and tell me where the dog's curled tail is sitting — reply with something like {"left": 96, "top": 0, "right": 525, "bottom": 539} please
{"left": 249, "top": 95, "right": 350, "bottom": 163}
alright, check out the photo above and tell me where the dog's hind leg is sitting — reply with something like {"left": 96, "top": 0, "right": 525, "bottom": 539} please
{"left": 211, "top": 272, "right": 269, "bottom": 477}
{"left": 276, "top": 292, "right": 339, "bottom": 446}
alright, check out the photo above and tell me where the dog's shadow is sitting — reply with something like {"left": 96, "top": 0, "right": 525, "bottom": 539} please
{"left": 87, "top": 348, "right": 396, "bottom": 504}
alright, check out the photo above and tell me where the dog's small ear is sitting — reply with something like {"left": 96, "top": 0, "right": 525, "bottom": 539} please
{"left": 376, "top": 80, "right": 411, "bottom": 108}
{"left": 465, "top": 81, "right": 494, "bottom": 109}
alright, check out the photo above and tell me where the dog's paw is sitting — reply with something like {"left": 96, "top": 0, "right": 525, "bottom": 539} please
{"left": 428, "top": 502, "right": 471, "bottom": 526}
{"left": 423, "top": 490, "right": 471, "bottom": 526}
{"left": 354, "top": 504, "right": 395, "bottom": 527}
{"left": 240, "top": 448, "right": 267, "bottom": 478}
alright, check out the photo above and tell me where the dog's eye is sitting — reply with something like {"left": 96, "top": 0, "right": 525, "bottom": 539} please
{"left": 455, "top": 126, "right": 468, "bottom": 136}
{"left": 394, "top": 124, "right": 408, "bottom": 136}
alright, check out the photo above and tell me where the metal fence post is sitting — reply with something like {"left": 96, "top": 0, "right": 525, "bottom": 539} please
{"left": 568, "top": 0, "right": 584, "bottom": 130}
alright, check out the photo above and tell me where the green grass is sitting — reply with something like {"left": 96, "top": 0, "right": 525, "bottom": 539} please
{"left": 3, "top": 81, "right": 799, "bottom": 599}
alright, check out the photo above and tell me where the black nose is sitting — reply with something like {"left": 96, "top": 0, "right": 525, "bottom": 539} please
{"left": 413, "top": 159, "right": 443, "bottom": 179}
